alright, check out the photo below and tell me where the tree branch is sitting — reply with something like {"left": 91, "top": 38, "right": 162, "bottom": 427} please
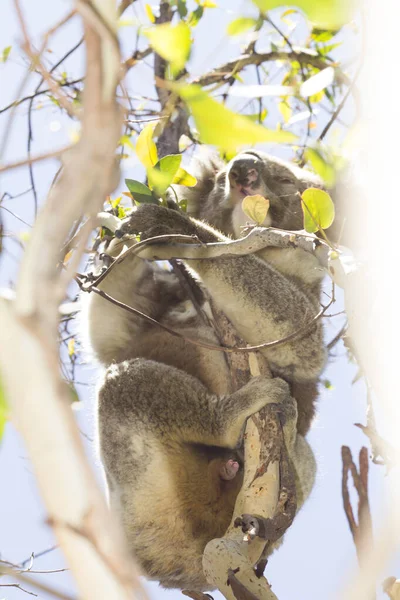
{"left": 0, "top": 2, "right": 147, "bottom": 599}
{"left": 192, "top": 51, "right": 351, "bottom": 88}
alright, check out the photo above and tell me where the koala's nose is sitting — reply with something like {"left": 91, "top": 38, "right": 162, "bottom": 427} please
{"left": 228, "top": 156, "right": 262, "bottom": 187}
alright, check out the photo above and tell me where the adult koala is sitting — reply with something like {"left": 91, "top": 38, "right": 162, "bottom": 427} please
{"left": 85, "top": 150, "right": 326, "bottom": 590}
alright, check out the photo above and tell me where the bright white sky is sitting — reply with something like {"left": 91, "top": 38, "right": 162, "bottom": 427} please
{"left": 0, "top": 1, "right": 396, "bottom": 599}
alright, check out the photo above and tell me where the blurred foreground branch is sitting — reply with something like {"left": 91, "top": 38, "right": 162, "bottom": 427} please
{"left": 0, "top": 2, "right": 146, "bottom": 599}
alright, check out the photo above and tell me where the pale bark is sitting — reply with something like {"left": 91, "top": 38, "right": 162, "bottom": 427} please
{"left": 0, "top": 1, "right": 147, "bottom": 599}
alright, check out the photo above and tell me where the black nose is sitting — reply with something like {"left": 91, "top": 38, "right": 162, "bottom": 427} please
{"left": 228, "top": 156, "right": 262, "bottom": 187}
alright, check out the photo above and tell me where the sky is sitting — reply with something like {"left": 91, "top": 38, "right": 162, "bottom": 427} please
{"left": 0, "top": 1, "right": 398, "bottom": 599}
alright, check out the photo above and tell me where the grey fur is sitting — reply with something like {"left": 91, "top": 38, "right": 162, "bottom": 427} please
{"left": 85, "top": 151, "right": 326, "bottom": 590}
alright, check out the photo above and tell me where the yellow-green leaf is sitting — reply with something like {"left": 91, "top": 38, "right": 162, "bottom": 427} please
{"left": 144, "top": 22, "right": 191, "bottom": 73}
{"left": 306, "top": 148, "right": 336, "bottom": 186}
{"left": 175, "top": 84, "right": 296, "bottom": 151}
{"left": 301, "top": 187, "right": 335, "bottom": 233}
{"left": 148, "top": 154, "right": 182, "bottom": 195}
{"left": 173, "top": 168, "right": 197, "bottom": 186}
{"left": 111, "top": 196, "right": 123, "bottom": 208}
{"left": 120, "top": 134, "right": 135, "bottom": 150}
{"left": 281, "top": 8, "right": 298, "bottom": 17}
{"left": 252, "top": 0, "right": 353, "bottom": 29}
{"left": 278, "top": 100, "right": 291, "bottom": 124}
{"left": 135, "top": 124, "right": 158, "bottom": 169}
{"left": 67, "top": 383, "right": 80, "bottom": 404}
{"left": 246, "top": 108, "right": 268, "bottom": 123}
{"left": 68, "top": 338, "right": 75, "bottom": 357}
{"left": 1, "top": 46, "right": 11, "bottom": 63}
{"left": 242, "top": 195, "right": 270, "bottom": 225}
{"left": 145, "top": 3, "right": 155, "bottom": 22}
{"left": 227, "top": 17, "right": 258, "bottom": 36}
{"left": 0, "top": 375, "right": 9, "bottom": 442}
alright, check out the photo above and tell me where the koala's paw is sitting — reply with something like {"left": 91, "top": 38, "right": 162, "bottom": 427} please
{"left": 116, "top": 204, "right": 197, "bottom": 241}
{"left": 246, "top": 376, "right": 291, "bottom": 405}
{"left": 248, "top": 376, "right": 297, "bottom": 439}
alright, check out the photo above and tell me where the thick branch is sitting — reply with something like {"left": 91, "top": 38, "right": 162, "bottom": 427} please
{"left": 0, "top": 3, "right": 147, "bottom": 599}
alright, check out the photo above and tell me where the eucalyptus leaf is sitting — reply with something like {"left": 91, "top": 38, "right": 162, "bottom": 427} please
{"left": 227, "top": 18, "right": 258, "bottom": 36}
{"left": 301, "top": 187, "right": 335, "bottom": 233}
{"left": 148, "top": 155, "right": 182, "bottom": 195}
{"left": 144, "top": 22, "right": 191, "bottom": 73}
{"left": 173, "top": 168, "right": 197, "bottom": 186}
{"left": 135, "top": 124, "right": 158, "bottom": 169}
{"left": 0, "top": 376, "right": 9, "bottom": 442}
{"left": 242, "top": 195, "right": 270, "bottom": 225}
{"left": 252, "top": 0, "right": 353, "bottom": 29}
{"left": 306, "top": 148, "right": 336, "bottom": 187}
{"left": 125, "top": 179, "right": 159, "bottom": 204}
{"left": 175, "top": 84, "right": 296, "bottom": 151}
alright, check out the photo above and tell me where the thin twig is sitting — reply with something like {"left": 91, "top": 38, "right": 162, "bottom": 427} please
{"left": 0, "top": 565, "right": 75, "bottom": 600}
{"left": 78, "top": 277, "right": 333, "bottom": 355}
{"left": 318, "top": 64, "right": 362, "bottom": 141}
{"left": 341, "top": 446, "right": 374, "bottom": 574}
{"left": 0, "top": 79, "right": 83, "bottom": 115}
{"left": 0, "top": 145, "right": 71, "bottom": 173}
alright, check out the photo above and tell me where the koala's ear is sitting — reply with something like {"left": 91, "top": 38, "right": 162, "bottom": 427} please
{"left": 297, "top": 171, "right": 326, "bottom": 193}
{"left": 184, "top": 149, "right": 226, "bottom": 217}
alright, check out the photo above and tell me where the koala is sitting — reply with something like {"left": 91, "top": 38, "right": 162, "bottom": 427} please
{"left": 85, "top": 150, "right": 327, "bottom": 590}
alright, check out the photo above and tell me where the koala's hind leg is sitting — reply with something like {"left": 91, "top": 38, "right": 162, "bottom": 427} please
{"left": 98, "top": 358, "right": 293, "bottom": 456}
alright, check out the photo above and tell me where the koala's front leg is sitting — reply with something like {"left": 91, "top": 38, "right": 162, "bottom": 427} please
{"left": 118, "top": 205, "right": 325, "bottom": 381}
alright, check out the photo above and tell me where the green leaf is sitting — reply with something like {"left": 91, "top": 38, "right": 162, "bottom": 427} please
{"left": 323, "top": 378, "right": 334, "bottom": 390}
{"left": 227, "top": 17, "right": 258, "bottom": 36}
{"left": 175, "top": 84, "right": 296, "bottom": 151}
{"left": 144, "top": 22, "right": 191, "bottom": 73}
{"left": 312, "top": 28, "right": 336, "bottom": 42}
{"left": 125, "top": 179, "right": 159, "bottom": 204}
{"left": 187, "top": 5, "right": 204, "bottom": 27}
{"left": 148, "top": 154, "right": 182, "bottom": 195}
{"left": 177, "top": 0, "right": 188, "bottom": 17}
{"left": 301, "top": 187, "right": 335, "bottom": 233}
{"left": 0, "top": 376, "right": 9, "bottom": 442}
{"left": 179, "top": 198, "right": 188, "bottom": 211}
{"left": 252, "top": 0, "right": 353, "bottom": 29}
{"left": 242, "top": 195, "right": 270, "bottom": 225}
{"left": 306, "top": 148, "right": 336, "bottom": 186}
{"left": 135, "top": 124, "right": 158, "bottom": 169}
{"left": 67, "top": 383, "right": 80, "bottom": 404}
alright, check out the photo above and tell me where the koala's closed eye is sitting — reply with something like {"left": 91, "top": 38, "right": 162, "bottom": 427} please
{"left": 275, "top": 176, "right": 296, "bottom": 185}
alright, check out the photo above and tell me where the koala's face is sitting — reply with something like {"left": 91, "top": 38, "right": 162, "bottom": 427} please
{"left": 221, "top": 150, "right": 322, "bottom": 236}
